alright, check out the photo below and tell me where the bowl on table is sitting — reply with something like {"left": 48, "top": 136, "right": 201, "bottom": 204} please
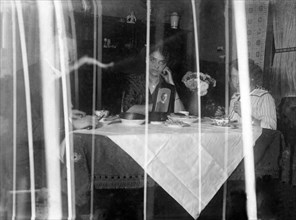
{"left": 178, "top": 111, "right": 189, "bottom": 116}
{"left": 212, "top": 117, "right": 230, "bottom": 126}
{"left": 119, "top": 112, "right": 145, "bottom": 126}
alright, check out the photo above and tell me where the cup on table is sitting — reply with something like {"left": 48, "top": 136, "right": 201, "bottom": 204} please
{"left": 178, "top": 111, "right": 189, "bottom": 116}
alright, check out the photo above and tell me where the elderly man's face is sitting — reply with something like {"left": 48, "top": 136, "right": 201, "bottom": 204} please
{"left": 149, "top": 50, "right": 166, "bottom": 78}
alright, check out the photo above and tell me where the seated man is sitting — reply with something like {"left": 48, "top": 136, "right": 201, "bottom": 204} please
{"left": 122, "top": 43, "right": 184, "bottom": 114}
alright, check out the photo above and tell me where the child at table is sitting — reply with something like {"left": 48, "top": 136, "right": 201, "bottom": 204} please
{"left": 216, "top": 59, "right": 277, "bottom": 130}
{"left": 223, "top": 59, "right": 277, "bottom": 220}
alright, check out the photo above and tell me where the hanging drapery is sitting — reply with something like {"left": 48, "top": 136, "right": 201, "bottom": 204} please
{"left": 0, "top": 1, "right": 76, "bottom": 218}
{"left": 231, "top": 0, "right": 269, "bottom": 70}
{"left": 271, "top": 0, "right": 296, "bottom": 104}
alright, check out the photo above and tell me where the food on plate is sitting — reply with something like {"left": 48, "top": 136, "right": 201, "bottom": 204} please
{"left": 165, "top": 119, "right": 190, "bottom": 128}
{"left": 212, "top": 117, "right": 238, "bottom": 128}
{"left": 167, "top": 113, "right": 199, "bottom": 124}
{"left": 212, "top": 117, "right": 229, "bottom": 126}
{"left": 94, "top": 110, "right": 109, "bottom": 118}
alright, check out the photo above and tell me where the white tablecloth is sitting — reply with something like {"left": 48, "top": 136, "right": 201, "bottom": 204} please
{"left": 74, "top": 121, "right": 262, "bottom": 219}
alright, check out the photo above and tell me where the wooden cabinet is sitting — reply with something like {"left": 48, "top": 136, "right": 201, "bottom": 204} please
{"left": 102, "top": 16, "right": 146, "bottom": 63}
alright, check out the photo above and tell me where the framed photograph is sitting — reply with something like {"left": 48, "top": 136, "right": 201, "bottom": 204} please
{"left": 155, "top": 88, "right": 171, "bottom": 112}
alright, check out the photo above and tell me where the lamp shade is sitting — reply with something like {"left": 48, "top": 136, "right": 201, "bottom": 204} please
{"left": 170, "top": 12, "right": 179, "bottom": 29}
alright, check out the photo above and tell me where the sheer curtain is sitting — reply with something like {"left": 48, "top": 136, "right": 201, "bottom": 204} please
{"left": 0, "top": 1, "right": 76, "bottom": 219}
{"left": 271, "top": 0, "right": 296, "bottom": 104}
{"left": 0, "top": 2, "right": 41, "bottom": 218}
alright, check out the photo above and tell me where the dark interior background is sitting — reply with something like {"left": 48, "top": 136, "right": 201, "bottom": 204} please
{"left": 72, "top": 0, "right": 227, "bottom": 115}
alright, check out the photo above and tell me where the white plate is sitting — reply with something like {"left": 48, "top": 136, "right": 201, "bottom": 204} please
{"left": 150, "top": 121, "right": 164, "bottom": 125}
{"left": 164, "top": 121, "right": 190, "bottom": 128}
{"left": 121, "top": 119, "right": 145, "bottom": 126}
{"left": 167, "top": 115, "right": 199, "bottom": 124}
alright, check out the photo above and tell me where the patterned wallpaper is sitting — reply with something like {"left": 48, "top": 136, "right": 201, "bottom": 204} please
{"left": 232, "top": 0, "right": 269, "bottom": 70}
{"left": 245, "top": 0, "right": 269, "bottom": 70}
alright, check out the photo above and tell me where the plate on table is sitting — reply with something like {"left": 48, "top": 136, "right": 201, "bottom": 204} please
{"left": 167, "top": 113, "right": 199, "bottom": 124}
{"left": 101, "top": 115, "right": 121, "bottom": 125}
{"left": 211, "top": 118, "right": 239, "bottom": 128}
{"left": 211, "top": 117, "right": 229, "bottom": 126}
{"left": 164, "top": 120, "right": 190, "bottom": 128}
{"left": 150, "top": 121, "right": 164, "bottom": 125}
{"left": 119, "top": 112, "right": 145, "bottom": 126}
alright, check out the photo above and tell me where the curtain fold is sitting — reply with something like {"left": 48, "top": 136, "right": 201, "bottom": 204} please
{"left": 271, "top": 0, "right": 296, "bottom": 104}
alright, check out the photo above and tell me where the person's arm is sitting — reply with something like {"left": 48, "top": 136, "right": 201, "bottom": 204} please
{"left": 255, "top": 94, "right": 277, "bottom": 130}
{"left": 161, "top": 67, "right": 185, "bottom": 112}
{"left": 229, "top": 94, "right": 239, "bottom": 120}
{"left": 161, "top": 66, "right": 175, "bottom": 85}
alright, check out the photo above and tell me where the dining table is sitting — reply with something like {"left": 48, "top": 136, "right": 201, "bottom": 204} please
{"left": 60, "top": 118, "right": 288, "bottom": 219}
